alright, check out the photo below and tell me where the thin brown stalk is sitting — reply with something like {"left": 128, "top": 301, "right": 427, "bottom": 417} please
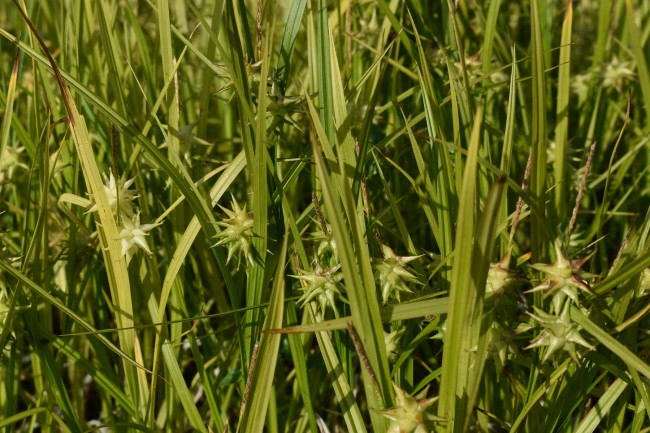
{"left": 257, "top": 0, "right": 262, "bottom": 60}
{"left": 239, "top": 340, "right": 260, "bottom": 419}
{"left": 567, "top": 142, "right": 596, "bottom": 241}
{"left": 312, "top": 192, "right": 329, "bottom": 235}
{"left": 510, "top": 147, "right": 533, "bottom": 240}
{"left": 346, "top": 321, "right": 383, "bottom": 408}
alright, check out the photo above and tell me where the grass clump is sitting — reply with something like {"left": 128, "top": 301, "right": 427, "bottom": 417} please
{"left": 0, "top": 1, "right": 649, "bottom": 432}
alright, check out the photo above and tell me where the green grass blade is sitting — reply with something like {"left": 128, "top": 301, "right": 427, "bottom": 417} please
{"left": 529, "top": 0, "right": 548, "bottom": 259}
{"left": 13, "top": 6, "right": 148, "bottom": 414}
{"left": 625, "top": 0, "right": 650, "bottom": 126}
{"left": 574, "top": 378, "right": 628, "bottom": 433}
{"left": 268, "top": 297, "right": 449, "bottom": 334}
{"left": 276, "top": 0, "right": 306, "bottom": 91}
{"left": 553, "top": 0, "right": 573, "bottom": 218}
{"left": 571, "top": 308, "right": 650, "bottom": 379}
{"left": 437, "top": 106, "right": 484, "bottom": 432}
{"left": 238, "top": 235, "right": 287, "bottom": 433}
{"left": 307, "top": 94, "right": 392, "bottom": 430}
{"left": 315, "top": 0, "right": 334, "bottom": 142}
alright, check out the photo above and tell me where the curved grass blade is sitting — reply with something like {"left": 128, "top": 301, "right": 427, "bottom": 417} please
{"left": 437, "top": 106, "right": 485, "bottom": 432}
{"left": 12, "top": 2, "right": 148, "bottom": 413}
{"left": 238, "top": 234, "right": 288, "bottom": 433}
{"left": 276, "top": 0, "right": 306, "bottom": 92}
{"left": 307, "top": 91, "right": 392, "bottom": 431}
{"left": 570, "top": 307, "right": 650, "bottom": 379}
{"left": 574, "top": 378, "right": 628, "bottom": 433}
{"left": 553, "top": 0, "right": 573, "bottom": 218}
{"left": 529, "top": 0, "right": 548, "bottom": 259}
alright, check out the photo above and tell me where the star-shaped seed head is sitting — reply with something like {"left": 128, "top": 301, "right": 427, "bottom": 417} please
{"left": 381, "top": 383, "right": 444, "bottom": 433}
{"left": 294, "top": 263, "right": 345, "bottom": 316}
{"left": 374, "top": 245, "right": 422, "bottom": 304}
{"left": 527, "top": 242, "right": 595, "bottom": 313}
{"left": 486, "top": 250, "right": 520, "bottom": 300}
{"left": 486, "top": 321, "right": 517, "bottom": 372}
{"left": 310, "top": 222, "right": 337, "bottom": 267}
{"left": 214, "top": 195, "right": 255, "bottom": 267}
{"left": 526, "top": 300, "right": 593, "bottom": 363}
{"left": 87, "top": 171, "right": 138, "bottom": 218}
{"left": 384, "top": 326, "right": 405, "bottom": 363}
{"left": 639, "top": 268, "right": 650, "bottom": 298}
{"left": 118, "top": 213, "right": 161, "bottom": 264}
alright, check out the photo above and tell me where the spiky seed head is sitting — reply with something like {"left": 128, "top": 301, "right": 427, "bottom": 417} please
{"left": 214, "top": 195, "right": 255, "bottom": 268}
{"left": 526, "top": 300, "right": 593, "bottom": 363}
{"left": 374, "top": 245, "right": 422, "bottom": 304}
{"left": 382, "top": 383, "right": 444, "bottom": 433}
{"left": 87, "top": 171, "right": 138, "bottom": 218}
{"left": 528, "top": 241, "right": 594, "bottom": 313}
{"left": 486, "top": 250, "right": 520, "bottom": 299}
{"left": 294, "top": 264, "right": 345, "bottom": 316}
{"left": 118, "top": 213, "right": 161, "bottom": 264}
{"left": 384, "top": 326, "right": 405, "bottom": 363}
{"left": 639, "top": 268, "right": 650, "bottom": 298}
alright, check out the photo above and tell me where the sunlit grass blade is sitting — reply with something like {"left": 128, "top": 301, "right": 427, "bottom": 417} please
{"left": 529, "top": 0, "right": 548, "bottom": 260}
{"left": 306, "top": 94, "right": 392, "bottom": 430}
{"left": 437, "top": 106, "right": 486, "bottom": 432}
{"left": 277, "top": 0, "right": 306, "bottom": 91}
{"left": 570, "top": 308, "right": 650, "bottom": 379}
{"left": 238, "top": 235, "right": 287, "bottom": 433}
{"left": 499, "top": 47, "right": 518, "bottom": 253}
{"left": 625, "top": 0, "right": 650, "bottom": 126}
{"left": 0, "top": 50, "right": 18, "bottom": 169}
{"left": 553, "top": 0, "right": 573, "bottom": 218}
{"left": 13, "top": 4, "right": 148, "bottom": 415}
{"left": 574, "top": 378, "right": 627, "bottom": 433}
{"left": 267, "top": 297, "right": 449, "bottom": 334}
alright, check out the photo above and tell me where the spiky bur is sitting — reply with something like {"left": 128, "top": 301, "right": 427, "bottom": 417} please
{"left": 311, "top": 193, "right": 338, "bottom": 267}
{"left": 374, "top": 245, "right": 422, "bottom": 304}
{"left": 525, "top": 300, "right": 593, "bottom": 363}
{"left": 118, "top": 213, "right": 162, "bottom": 264}
{"left": 86, "top": 171, "right": 138, "bottom": 218}
{"left": 638, "top": 268, "right": 650, "bottom": 298}
{"left": 0, "top": 144, "right": 27, "bottom": 189}
{"left": 485, "top": 322, "right": 517, "bottom": 372}
{"left": 485, "top": 250, "right": 520, "bottom": 301}
{"left": 602, "top": 56, "right": 635, "bottom": 92}
{"left": 381, "top": 384, "right": 444, "bottom": 433}
{"left": 310, "top": 223, "right": 338, "bottom": 267}
{"left": 294, "top": 264, "right": 346, "bottom": 317}
{"left": 0, "top": 290, "right": 10, "bottom": 337}
{"left": 213, "top": 196, "right": 254, "bottom": 268}
{"left": 384, "top": 325, "right": 405, "bottom": 363}
{"left": 527, "top": 241, "right": 595, "bottom": 313}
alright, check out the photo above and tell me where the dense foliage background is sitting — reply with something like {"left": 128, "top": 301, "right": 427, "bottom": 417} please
{"left": 0, "top": 0, "right": 649, "bottom": 432}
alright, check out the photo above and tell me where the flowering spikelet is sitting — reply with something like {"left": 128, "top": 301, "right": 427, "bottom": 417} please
{"left": 87, "top": 171, "right": 138, "bottom": 218}
{"left": 526, "top": 300, "right": 593, "bottom": 363}
{"left": 527, "top": 241, "right": 594, "bottom": 313}
{"left": 639, "top": 268, "right": 650, "bottom": 298}
{"left": 485, "top": 321, "right": 517, "bottom": 371}
{"left": 214, "top": 195, "right": 254, "bottom": 267}
{"left": 384, "top": 326, "right": 405, "bottom": 363}
{"left": 374, "top": 245, "right": 422, "bottom": 304}
{"left": 310, "top": 223, "right": 337, "bottom": 266}
{"left": 485, "top": 250, "right": 520, "bottom": 300}
{"left": 381, "top": 383, "right": 443, "bottom": 433}
{"left": 602, "top": 56, "right": 635, "bottom": 91}
{"left": 0, "top": 290, "right": 10, "bottom": 339}
{"left": 118, "top": 213, "right": 161, "bottom": 264}
{"left": 294, "top": 263, "right": 345, "bottom": 316}
{"left": 0, "top": 144, "right": 27, "bottom": 183}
